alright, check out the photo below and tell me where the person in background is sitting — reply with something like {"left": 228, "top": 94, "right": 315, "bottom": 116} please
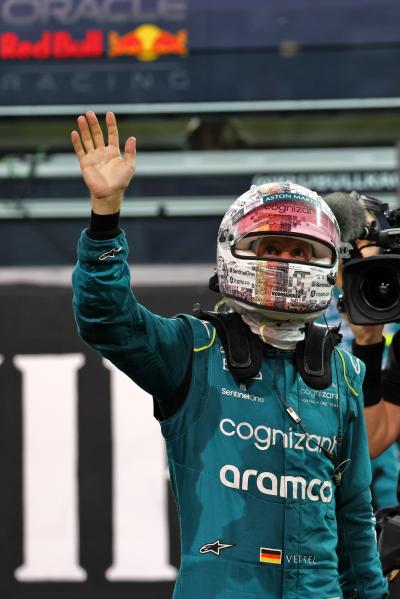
{"left": 324, "top": 191, "right": 400, "bottom": 510}
{"left": 71, "top": 112, "right": 388, "bottom": 599}
{"left": 185, "top": 116, "right": 247, "bottom": 150}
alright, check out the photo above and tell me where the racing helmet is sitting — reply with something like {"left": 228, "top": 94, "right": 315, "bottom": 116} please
{"left": 216, "top": 181, "right": 341, "bottom": 320}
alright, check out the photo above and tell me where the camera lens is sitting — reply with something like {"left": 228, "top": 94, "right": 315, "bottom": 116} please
{"left": 360, "top": 267, "right": 400, "bottom": 311}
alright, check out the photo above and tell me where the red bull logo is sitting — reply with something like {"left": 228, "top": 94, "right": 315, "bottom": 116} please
{"left": 108, "top": 24, "right": 187, "bottom": 61}
{"left": 0, "top": 30, "right": 103, "bottom": 60}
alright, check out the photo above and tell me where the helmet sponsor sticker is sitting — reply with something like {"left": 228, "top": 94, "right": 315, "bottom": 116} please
{"left": 262, "top": 192, "right": 323, "bottom": 208}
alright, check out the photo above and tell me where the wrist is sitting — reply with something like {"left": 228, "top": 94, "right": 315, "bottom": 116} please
{"left": 88, "top": 210, "right": 120, "bottom": 240}
{"left": 91, "top": 192, "right": 123, "bottom": 215}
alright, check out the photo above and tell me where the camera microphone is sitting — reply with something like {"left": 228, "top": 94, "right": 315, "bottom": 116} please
{"left": 323, "top": 191, "right": 368, "bottom": 242}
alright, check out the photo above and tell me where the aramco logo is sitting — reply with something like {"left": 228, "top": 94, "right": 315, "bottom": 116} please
{"left": 108, "top": 24, "right": 187, "bottom": 61}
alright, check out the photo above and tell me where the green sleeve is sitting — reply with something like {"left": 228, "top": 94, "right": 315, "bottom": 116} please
{"left": 72, "top": 229, "right": 193, "bottom": 402}
{"left": 336, "top": 358, "right": 388, "bottom": 599}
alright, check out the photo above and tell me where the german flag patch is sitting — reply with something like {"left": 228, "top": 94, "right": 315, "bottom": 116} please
{"left": 260, "top": 547, "right": 282, "bottom": 564}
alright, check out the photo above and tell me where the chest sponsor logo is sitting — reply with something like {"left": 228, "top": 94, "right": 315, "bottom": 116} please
{"left": 220, "top": 464, "right": 333, "bottom": 503}
{"left": 299, "top": 387, "right": 338, "bottom": 408}
{"left": 221, "top": 387, "right": 264, "bottom": 403}
{"left": 219, "top": 418, "right": 336, "bottom": 454}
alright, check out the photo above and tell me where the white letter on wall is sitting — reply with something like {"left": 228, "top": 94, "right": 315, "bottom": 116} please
{"left": 104, "top": 360, "right": 176, "bottom": 581}
{"left": 14, "top": 354, "right": 86, "bottom": 581}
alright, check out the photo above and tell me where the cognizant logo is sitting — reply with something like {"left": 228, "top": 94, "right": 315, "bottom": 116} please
{"left": 219, "top": 418, "right": 337, "bottom": 453}
{"left": 220, "top": 464, "right": 333, "bottom": 503}
{"left": 299, "top": 388, "right": 338, "bottom": 400}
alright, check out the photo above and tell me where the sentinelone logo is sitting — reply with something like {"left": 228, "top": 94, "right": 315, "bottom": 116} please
{"left": 221, "top": 387, "right": 264, "bottom": 403}
{"left": 0, "top": 24, "right": 188, "bottom": 60}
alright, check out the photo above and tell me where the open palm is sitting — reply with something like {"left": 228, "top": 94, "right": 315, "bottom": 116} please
{"left": 71, "top": 111, "right": 136, "bottom": 208}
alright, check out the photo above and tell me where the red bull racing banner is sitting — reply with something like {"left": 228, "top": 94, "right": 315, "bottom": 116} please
{"left": 1, "top": 0, "right": 400, "bottom": 108}
{"left": 0, "top": 0, "right": 192, "bottom": 107}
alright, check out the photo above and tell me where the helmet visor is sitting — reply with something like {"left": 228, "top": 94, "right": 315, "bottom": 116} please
{"left": 232, "top": 196, "right": 340, "bottom": 266}
{"left": 234, "top": 233, "right": 333, "bottom": 265}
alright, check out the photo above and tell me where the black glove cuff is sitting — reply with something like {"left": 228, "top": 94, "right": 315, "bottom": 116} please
{"left": 352, "top": 338, "right": 385, "bottom": 407}
{"left": 88, "top": 211, "right": 120, "bottom": 240}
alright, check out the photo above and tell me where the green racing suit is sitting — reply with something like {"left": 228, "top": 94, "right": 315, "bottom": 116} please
{"left": 72, "top": 229, "right": 388, "bottom": 599}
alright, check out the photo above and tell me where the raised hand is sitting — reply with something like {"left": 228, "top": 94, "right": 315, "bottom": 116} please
{"left": 71, "top": 111, "right": 136, "bottom": 215}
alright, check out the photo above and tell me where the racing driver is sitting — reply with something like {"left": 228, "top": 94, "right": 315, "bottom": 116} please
{"left": 72, "top": 111, "right": 388, "bottom": 599}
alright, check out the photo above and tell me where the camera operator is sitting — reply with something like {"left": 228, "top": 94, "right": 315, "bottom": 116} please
{"left": 324, "top": 191, "right": 400, "bottom": 594}
{"left": 350, "top": 323, "right": 400, "bottom": 460}
{"left": 323, "top": 192, "right": 400, "bottom": 464}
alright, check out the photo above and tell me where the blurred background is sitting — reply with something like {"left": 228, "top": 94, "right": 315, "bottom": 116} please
{"left": 1, "top": 0, "right": 400, "bottom": 597}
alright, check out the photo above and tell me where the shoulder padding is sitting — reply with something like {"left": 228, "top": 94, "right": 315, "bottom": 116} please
{"left": 192, "top": 307, "right": 263, "bottom": 379}
{"left": 296, "top": 322, "right": 342, "bottom": 390}
{"left": 178, "top": 313, "right": 217, "bottom": 350}
{"left": 194, "top": 306, "right": 342, "bottom": 389}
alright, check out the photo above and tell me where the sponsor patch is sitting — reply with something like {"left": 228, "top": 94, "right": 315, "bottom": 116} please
{"left": 221, "top": 387, "right": 264, "bottom": 403}
{"left": 260, "top": 547, "right": 282, "bottom": 564}
{"left": 219, "top": 419, "right": 336, "bottom": 454}
{"left": 220, "top": 465, "right": 334, "bottom": 503}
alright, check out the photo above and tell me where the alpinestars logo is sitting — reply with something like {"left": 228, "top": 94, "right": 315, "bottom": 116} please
{"left": 98, "top": 247, "right": 123, "bottom": 261}
{"left": 199, "top": 540, "right": 235, "bottom": 556}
